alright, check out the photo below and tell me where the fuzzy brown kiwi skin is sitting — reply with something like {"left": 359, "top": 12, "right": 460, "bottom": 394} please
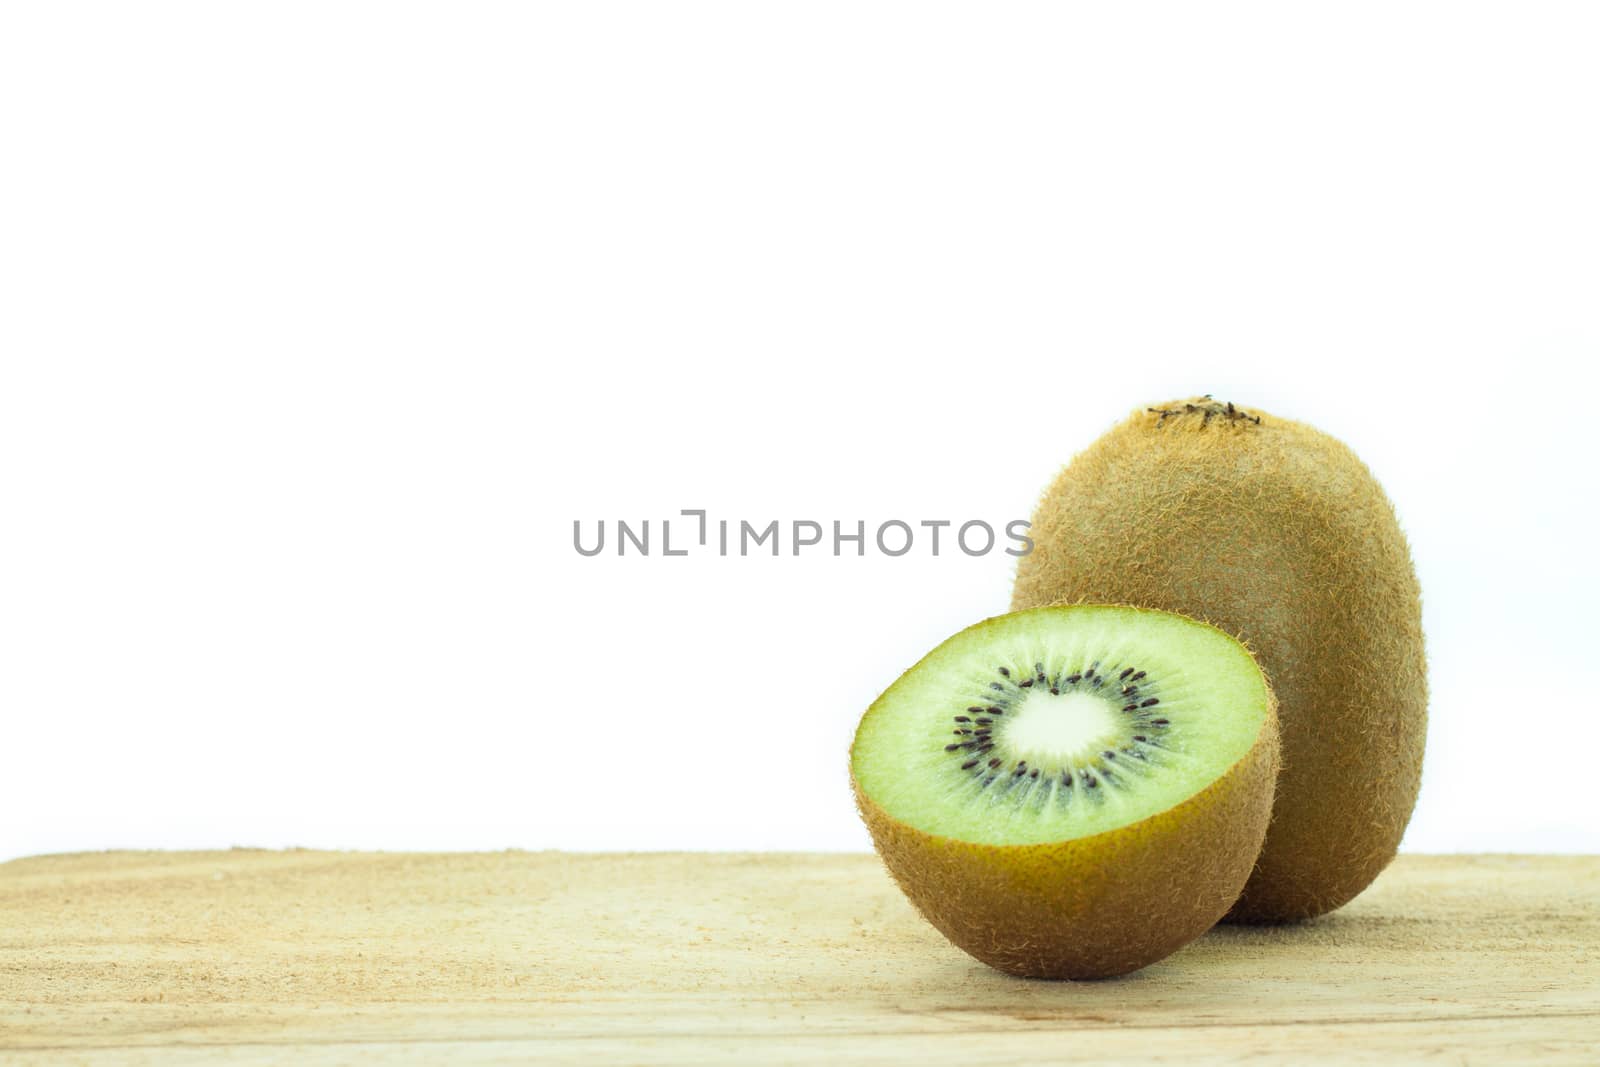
{"left": 1011, "top": 399, "right": 1427, "bottom": 924}
{"left": 853, "top": 708, "right": 1279, "bottom": 979}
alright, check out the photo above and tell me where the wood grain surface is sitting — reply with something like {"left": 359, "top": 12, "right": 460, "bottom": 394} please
{"left": 1, "top": 851, "right": 1596, "bottom": 1064}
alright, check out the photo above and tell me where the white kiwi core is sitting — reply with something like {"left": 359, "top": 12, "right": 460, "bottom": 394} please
{"left": 1001, "top": 689, "right": 1121, "bottom": 765}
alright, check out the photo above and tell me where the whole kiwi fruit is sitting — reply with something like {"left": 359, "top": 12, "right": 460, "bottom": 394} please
{"left": 1011, "top": 398, "right": 1426, "bottom": 923}
{"left": 851, "top": 604, "right": 1279, "bottom": 978}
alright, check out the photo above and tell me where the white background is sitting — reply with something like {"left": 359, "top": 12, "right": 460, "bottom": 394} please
{"left": 3, "top": 3, "right": 1597, "bottom": 863}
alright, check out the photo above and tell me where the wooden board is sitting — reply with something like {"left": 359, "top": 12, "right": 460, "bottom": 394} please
{"left": 1, "top": 851, "right": 1596, "bottom": 1064}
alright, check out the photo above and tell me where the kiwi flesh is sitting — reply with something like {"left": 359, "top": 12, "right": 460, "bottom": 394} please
{"left": 851, "top": 604, "right": 1279, "bottom": 979}
{"left": 1012, "top": 398, "right": 1427, "bottom": 923}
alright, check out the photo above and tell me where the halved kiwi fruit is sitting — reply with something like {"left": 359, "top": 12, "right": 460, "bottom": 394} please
{"left": 851, "top": 604, "right": 1278, "bottom": 979}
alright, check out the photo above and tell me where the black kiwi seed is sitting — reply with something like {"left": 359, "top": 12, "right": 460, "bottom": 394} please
{"left": 1149, "top": 718, "right": 1169, "bottom": 726}
{"left": 1050, "top": 688, "right": 1060, "bottom": 695}
{"left": 1123, "top": 704, "right": 1139, "bottom": 712}
{"left": 1066, "top": 674, "right": 1082, "bottom": 684}
{"left": 1030, "top": 769, "right": 1040, "bottom": 779}
{"left": 1131, "top": 671, "right": 1146, "bottom": 681}
{"left": 975, "top": 717, "right": 993, "bottom": 725}
{"left": 1141, "top": 698, "right": 1160, "bottom": 708}
{"left": 987, "top": 706, "right": 1002, "bottom": 714}
{"left": 954, "top": 716, "right": 971, "bottom": 723}
{"left": 1102, "top": 751, "right": 1116, "bottom": 760}
{"left": 961, "top": 759, "right": 980, "bottom": 770}
{"left": 1133, "top": 735, "right": 1147, "bottom": 742}
{"left": 1019, "top": 679, "right": 1033, "bottom": 688}
{"left": 1119, "top": 667, "right": 1134, "bottom": 680}
{"left": 945, "top": 743, "right": 962, "bottom": 751}
{"left": 967, "top": 706, "right": 985, "bottom": 713}
{"left": 998, "top": 667, "right": 1010, "bottom": 678}
{"left": 988, "top": 758, "right": 1003, "bottom": 768}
